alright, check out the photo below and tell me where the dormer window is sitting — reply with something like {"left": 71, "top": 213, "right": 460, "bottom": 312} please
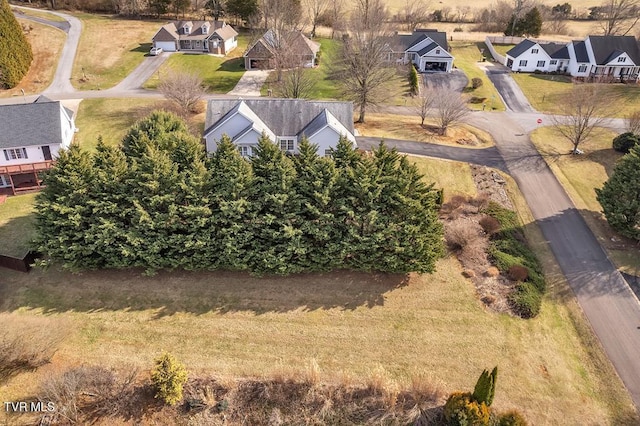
{"left": 202, "top": 26, "right": 208, "bottom": 34}
{"left": 184, "top": 25, "right": 191, "bottom": 34}
{"left": 618, "top": 56, "right": 626, "bottom": 62}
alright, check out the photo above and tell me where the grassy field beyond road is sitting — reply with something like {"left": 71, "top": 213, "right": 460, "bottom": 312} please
{"left": 72, "top": 14, "right": 159, "bottom": 90}
{"left": 531, "top": 126, "right": 640, "bottom": 274}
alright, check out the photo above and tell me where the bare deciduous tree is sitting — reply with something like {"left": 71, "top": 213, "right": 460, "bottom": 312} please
{"left": 277, "top": 66, "right": 316, "bottom": 98}
{"left": 304, "top": 0, "right": 329, "bottom": 38}
{"left": 159, "top": 71, "right": 205, "bottom": 114}
{"left": 599, "top": 0, "right": 640, "bottom": 36}
{"left": 334, "top": 28, "right": 397, "bottom": 123}
{"left": 551, "top": 84, "right": 617, "bottom": 153}
{"left": 400, "top": 0, "right": 431, "bottom": 31}
{"left": 626, "top": 110, "right": 640, "bottom": 134}
{"left": 431, "top": 88, "right": 470, "bottom": 135}
{"left": 329, "top": 0, "right": 344, "bottom": 38}
{"left": 354, "top": 0, "right": 388, "bottom": 31}
{"left": 414, "top": 89, "right": 436, "bottom": 126}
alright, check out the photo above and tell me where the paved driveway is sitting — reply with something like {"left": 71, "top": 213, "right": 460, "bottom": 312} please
{"left": 109, "top": 53, "right": 171, "bottom": 92}
{"left": 228, "top": 70, "right": 270, "bottom": 96}
{"left": 422, "top": 70, "right": 468, "bottom": 93}
{"left": 485, "top": 67, "right": 534, "bottom": 113}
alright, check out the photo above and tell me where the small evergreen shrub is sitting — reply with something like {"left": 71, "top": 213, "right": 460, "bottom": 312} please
{"left": 510, "top": 283, "right": 542, "bottom": 318}
{"left": 507, "top": 265, "right": 528, "bottom": 281}
{"left": 471, "top": 78, "right": 483, "bottom": 89}
{"left": 472, "top": 367, "right": 497, "bottom": 407}
{"left": 151, "top": 352, "right": 188, "bottom": 405}
{"left": 612, "top": 132, "right": 639, "bottom": 154}
{"left": 498, "top": 410, "right": 529, "bottom": 426}
{"left": 409, "top": 65, "right": 419, "bottom": 96}
{"left": 444, "top": 392, "right": 490, "bottom": 426}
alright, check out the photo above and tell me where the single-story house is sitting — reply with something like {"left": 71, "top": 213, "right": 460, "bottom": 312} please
{"left": 203, "top": 99, "right": 356, "bottom": 157}
{"left": 243, "top": 30, "right": 320, "bottom": 70}
{"left": 152, "top": 20, "right": 238, "bottom": 55}
{"left": 386, "top": 29, "right": 453, "bottom": 72}
{"left": 505, "top": 39, "right": 569, "bottom": 73}
{"left": 0, "top": 96, "right": 76, "bottom": 195}
{"left": 503, "top": 35, "right": 640, "bottom": 81}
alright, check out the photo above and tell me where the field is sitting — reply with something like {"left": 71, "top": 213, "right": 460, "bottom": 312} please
{"left": 0, "top": 19, "right": 65, "bottom": 98}
{"left": 355, "top": 113, "right": 494, "bottom": 149}
{"left": 511, "top": 74, "right": 640, "bottom": 117}
{"left": 72, "top": 14, "right": 160, "bottom": 90}
{"left": 531, "top": 126, "right": 640, "bottom": 275}
{"left": 0, "top": 154, "right": 638, "bottom": 425}
{"left": 450, "top": 41, "right": 506, "bottom": 111}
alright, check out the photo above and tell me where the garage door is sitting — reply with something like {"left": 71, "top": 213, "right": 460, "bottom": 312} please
{"left": 155, "top": 41, "right": 176, "bottom": 52}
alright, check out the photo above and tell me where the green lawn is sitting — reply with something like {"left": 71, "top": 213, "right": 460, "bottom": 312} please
{"left": 75, "top": 98, "right": 160, "bottom": 151}
{"left": 450, "top": 42, "right": 506, "bottom": 111}
{"left": 531, "top": 126, "right": 640, "bottom": 274}
{"left": 0, "top": 193, "right": 37, "bottom": 257}
{"left": 410, "top": 156, "right": 477, "bottom": 200}
{"left": 144, "top": 34, "right": 251, "bottom": 93}
{"left": 72, "top": 14, "right": 160, "bottom": 90}
{"left": 511, "top": 73, "right": 640, "bottom": 116}
{"left": 491, "top": 44, "right": 515, "bottom": 57}
{"left": 261, "top": 38, "right": 343, "bottom": 99}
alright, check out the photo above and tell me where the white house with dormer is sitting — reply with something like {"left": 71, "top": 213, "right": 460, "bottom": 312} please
{"left": 203, "top": 99, "right": 356, "bottom": 157}
{"left": 0, "top": 96, "right": 76, "bottom": 194}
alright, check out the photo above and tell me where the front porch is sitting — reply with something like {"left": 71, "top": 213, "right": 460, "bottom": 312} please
{"left": 590, "top": 65, "right": 640, "bottom": 82}
{"left": 0, "top": 161, "right": 54, "bottom": 196}
{"left": 179, "top": 39, "right": 208, "bottom": 52}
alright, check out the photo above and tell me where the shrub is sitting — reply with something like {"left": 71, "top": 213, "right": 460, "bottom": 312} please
{"left": 471, "top": 78, "right": 483, "bottom": 89}
{"left": 482, "top": 202, "right": 519, "bottom": 230}
{"left": 444, "top": 392, "right": 490, "bottom": 426}
{"left": 612, "top": 132, "right": 639, "bottom": 154}
{"left": 0, "top": 0, "right": 33, "bottom": 88}
{"left": 472, "top": 367, "right": 497, "bottom": 406}
{"left": 446, "top": 220, "right": 481, "bottom": 251}
{"left": 498, "top": 410, "right": 529, "bottom": 425}
{"left": 151, "top": 352, "right": 188, "bottom": 405}
{"left": 510, "top": 283, "right": 542, "bottom": 318}
{"left": 409, "top": 65, "right": 419, "bottom": 96}
{"left": 479, "top": 216, "right": 501, "bottom": 236}
{"left": 0, "top": 314, "right": 68, "bottom": 382}
{"left": 507, "top": 265, "right": 528, "bottom": 281}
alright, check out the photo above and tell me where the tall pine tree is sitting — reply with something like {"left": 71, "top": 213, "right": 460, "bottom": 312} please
{"left": 0, "top": 0, "right": 33, "bottom": 88}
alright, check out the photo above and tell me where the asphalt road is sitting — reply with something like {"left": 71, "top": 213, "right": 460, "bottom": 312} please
{"left": 470, "top": 112, "right": 640, "bottom": 409}
{"left": 12, "top": 9, "right": 70, "bottom": 32}
{"left": 109, "top": 53, "right": 170, "bottom": 91}
{"left": 486, "top": 69, "right": 535, "bottom": 113}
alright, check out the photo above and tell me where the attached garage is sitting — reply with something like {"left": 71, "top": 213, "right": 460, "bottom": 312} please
{"left": 154, "top": 41, "right": 177, "bottom": 52}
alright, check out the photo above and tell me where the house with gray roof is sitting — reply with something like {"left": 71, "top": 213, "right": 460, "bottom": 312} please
{"left": 203, "top": 99, "right": 356, "bottom": 157}
{"left": 152, "top": 20, "right": 238, "bottom": 55}
{"left": 243, "top": 30, "right": 320, "bottom": 70}
{"left": 386, "top": 29, "right": 453, "bottom": 72}
{"left": 503, "top": 35, "right": 640, "bottom": 81}
{"left": 0, "top": 96, "right": 76, "bottom": 195}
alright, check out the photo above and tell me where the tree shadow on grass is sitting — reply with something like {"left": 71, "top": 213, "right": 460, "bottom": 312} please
{"left": 0, "top": 267, "right": 410, "bottom": 317}
{"left": 131, "top": 43, "right": 152, "bottom": 53}
{"left": 0, "top": 214, "right": 36, "bottom": 259}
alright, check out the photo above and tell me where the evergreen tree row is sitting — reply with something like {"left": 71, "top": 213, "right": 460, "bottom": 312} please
{"left": 0, "top": 0, "right": 33, "bottom": 89}
{"left": 34, "top": 111, "right": 444, "bottom": 275}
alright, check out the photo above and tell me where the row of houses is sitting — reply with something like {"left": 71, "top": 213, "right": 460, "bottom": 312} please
{"left": 502, "top": 35, "right": 640, "bottom": 81}
{"left": 0, "top": 98, "right": 357, "bottom": 195}
{"left": 151, "top": 21, "right": 454, "bottom": 73}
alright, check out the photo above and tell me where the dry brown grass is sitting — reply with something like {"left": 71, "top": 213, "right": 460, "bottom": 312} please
{"left": 356, "top": 113, "right": 494, "bottom": 148}
{"left": 0, "top": 19, "right": 65, "bottom": 98}
{"left": 72, "top": 14, "right": 160, "bottom": 90}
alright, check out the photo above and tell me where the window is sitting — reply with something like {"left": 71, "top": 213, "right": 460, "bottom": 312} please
{"left": 578, "top": 64, "right": 587, "bottom": 72}
{"left": 184, "top": 26, "right": 190, "bottom": 34}
{"left": 238, "top": 146, "right": 251, "bottom": 157}
{"left": 436, "top": 49, "right": 440, "bottom": 54}
{"left": 3, "top": 148, "right": 28, "bottom": 161}
{"left": 531, "top": 48, "right": 539, "bottom": 53}
{"left": 519, "top": 60, "right": 528, "bottom": 66}
{"left": 195, "top": 40, "right": 201, "bottom": 48}
{"left": 550, "top": 60, "right": 557, "bottom": 65}
{"left": 537, "top": 60, "right": 545, "bottom": 67}
{"left": 618, "top": 56, "right": 626, "bottom": 62}
{"left": 324, "top": 149, "right": 333, "bottom": 157}
{"left": 202, "top": 26, "right": 208, "bottom": 34}
{"left": 279, "top": 139, "right": 295, "bottom": 151}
